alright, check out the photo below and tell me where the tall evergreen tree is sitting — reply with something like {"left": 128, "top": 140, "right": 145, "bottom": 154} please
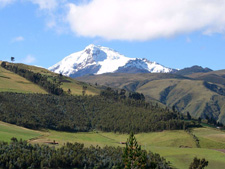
{"left": 123, "top": 132, "right": 147, "bottom": 169}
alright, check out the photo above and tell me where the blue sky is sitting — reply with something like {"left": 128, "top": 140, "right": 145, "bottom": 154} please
{"left": 1, "top": 0, "right": 225, "bottom": 70}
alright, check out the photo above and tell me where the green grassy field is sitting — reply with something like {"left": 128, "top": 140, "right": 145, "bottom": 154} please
{"left": 193, "top": 127, "right": 225, "bottom": 149}
{"left": 0, "top": 121, "right": 42, "bottom": 142}
{"left": 1, "top": 121, "right": 225, "bottom": 169}
{"left": 150, "top": 146, "right": 225, "bottom": 169}
{"left": 29, "top": 130, "right": 197, "bottom": 148}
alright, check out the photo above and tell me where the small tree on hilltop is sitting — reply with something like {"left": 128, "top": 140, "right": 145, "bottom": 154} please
{"left": 11, "top": 57, "right": 15, "bottom": 62}
{"left": 123, "top": 132, "right": 147, "bottom": 169}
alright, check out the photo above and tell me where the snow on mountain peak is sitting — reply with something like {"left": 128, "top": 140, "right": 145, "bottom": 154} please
{"left": 49, "top": 44, "right": 177, "bottom": 77}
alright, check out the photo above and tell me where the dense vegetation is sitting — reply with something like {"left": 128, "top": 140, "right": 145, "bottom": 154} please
{"left": 189, "top": 157, "right": 208, "bottom": 169}
{"left": 0, "top": 138, "right": 171, "bottom": 169}
{"left": 0, "top": 92, "right": 190, "bottom": 133}
{"left": 1, "top": 61, "right": 64, "bottom": 95}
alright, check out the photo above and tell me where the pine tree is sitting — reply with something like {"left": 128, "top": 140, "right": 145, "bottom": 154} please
{"left": 123, "top": 132, "right": 147, "bottom": 169}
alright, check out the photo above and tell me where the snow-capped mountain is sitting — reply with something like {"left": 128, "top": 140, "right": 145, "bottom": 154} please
{"left": 49, "top": 44, "right": 177, "bottom": 77}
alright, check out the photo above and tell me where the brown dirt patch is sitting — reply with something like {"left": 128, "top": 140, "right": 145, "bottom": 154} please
{"left": 214, "top": 149, "right": 225, "bottom": 153}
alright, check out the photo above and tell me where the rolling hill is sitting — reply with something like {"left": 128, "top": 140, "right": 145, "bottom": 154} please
{"left": 77, "top": 72, "right": 225, "bottom": 125}
{"left": 0, "top": 64, "right": 47, "bottom": 94}
{"left": 187, "top": 69, "right": 225, "bottom": 85}
{"left": 0, "top": 62, "right": 100, "bottom": 95}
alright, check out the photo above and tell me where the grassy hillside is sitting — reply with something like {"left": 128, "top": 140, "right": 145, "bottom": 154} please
{"left": 150, "top": 146, "right": 225, "bottom": 169}
{"left": 29, "top": 130, "right": 196, "bottom": 148}
{"left": 137, "top": 79, "right": 215, "bottom": 117}
{"left": 78, "top": 73, "right": 225, "bottom": 124}
{"left": 0, "top": 121, "right": 42, "bottom": 142}
{"left": 188, "top": 69, "right": 225, "bottom": 85}
{"left": 0, "top": 62, "right": 100, "bottom": 95}
{"left": 1, "top": 121, "right": 225, "bottom": 169}
{"left": 77, "top": 73, "right": 188, "bottom": 91}
{"left": 0, "top": 66, "right": 47, "bottom": 93}
{"left": 193, "top": 127, "right": 225, "bottom": 149}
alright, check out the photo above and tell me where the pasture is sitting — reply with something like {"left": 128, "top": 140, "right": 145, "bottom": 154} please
{"left": 0, "top": 121, "right": 42, "bottom": 142}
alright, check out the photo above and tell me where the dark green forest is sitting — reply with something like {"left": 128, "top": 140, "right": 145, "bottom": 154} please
{"left": 0, "top": 92, "right": 191, "bottom": 133}
{"left": 0, "top": 138, "right": 171, "bottom": 169}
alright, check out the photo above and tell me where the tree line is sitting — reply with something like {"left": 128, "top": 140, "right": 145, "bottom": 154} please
{"left": 0, "top": 138, "right": 171, "bottom": 169}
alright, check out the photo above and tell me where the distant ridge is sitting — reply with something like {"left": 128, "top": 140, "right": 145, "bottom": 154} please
{"left": 49, "top": 44, "right": 177, "bottom": 77}
{"left": 175, "top": 65, "right": 212, "bottom": 76}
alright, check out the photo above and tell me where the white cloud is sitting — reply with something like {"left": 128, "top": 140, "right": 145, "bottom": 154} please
{"left": 66, "top": 0, "right": 225, "bottom": 41}
{"left": 22, "top": 55, "right": 36, "bottom": 64}
{"left": 28, "top": 0, "right": 58, "bottom": 10}
{"left": 12, "top": 36, "right": 24, "bottom": 42}
{"left": 0, "top": 0, "right": 15, "bottom": 7}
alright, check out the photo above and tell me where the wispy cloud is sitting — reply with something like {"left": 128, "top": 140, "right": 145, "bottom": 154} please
{"left": 66, "top": 0, "right": 225, "bottom": 41}
{"left": 22, "top": 55, "right": 36, "bottom": 64}
{"left": 28, "top": 0, "right": 58, "bottom": 10}
{"left": 0, "top": 0, "right": 15, "bottom": 7}
{"left": 11, "top": 36, "right": 24, "bottom": 42}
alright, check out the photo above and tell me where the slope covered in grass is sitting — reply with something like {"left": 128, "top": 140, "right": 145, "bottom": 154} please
{"left": 1, "top": 62, "right": 100, "bottom": 95}
{"left": 29, "top": 130, "right": 196, "bottom": 148}
{"left": 0, "top": 66, "right": 47, "bottom": 94}
{"left": 0, "top": 121, "right": 41, "bottom": 142}
{"left": 150, "top": 146, "right": 225, "bottom": 169}
{"left": 193, "top": 127, "right": 225, "bottom": 149}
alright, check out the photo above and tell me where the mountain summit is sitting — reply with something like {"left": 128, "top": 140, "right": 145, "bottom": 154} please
{"left": 49, "top": 44, "right": 177, "bottom": 77}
